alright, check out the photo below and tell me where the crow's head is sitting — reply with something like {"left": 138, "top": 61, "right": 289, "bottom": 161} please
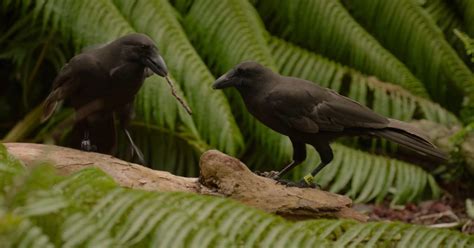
{"left": 212, "top": 61, "right": 274, "bottom": 90}
{"left": 118, "top": 33, "right": 168, "bottom": 77}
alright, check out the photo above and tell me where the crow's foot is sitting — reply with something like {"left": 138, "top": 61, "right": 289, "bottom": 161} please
{"left": 130, "top": 145, "right": 146, "bottom": 165}
{"left": 80, "top": 138, "right": 97, "bottom": 152}
{"left": 256, "top": 170, "right": 280, "bottom": 179}
{"left": 274, "top": 178, "right": 319, "bottom": 189}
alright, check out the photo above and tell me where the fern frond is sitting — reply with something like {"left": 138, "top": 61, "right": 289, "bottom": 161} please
{"left": 253, "top": 0, "right": 429, "bottom": 97}
{"left": 413, "top": 0, "right": 464, "bottom": 45}
{"left": 342, "top": 0, "right": 474, "bottom": 115}
{"left": 411, "top": 0, "right": 473, "bottom": 71}
{"left": 453, "top": 0, "right": 474, "bottom": 37}
{"left": 0, "top": 215, "right": 55, "bottom": 248}
{"left": 454, "top": 29, "right": 474, "bottom": 63}
{"left": 297, "top": 219, "right": 474, "bottom": 247}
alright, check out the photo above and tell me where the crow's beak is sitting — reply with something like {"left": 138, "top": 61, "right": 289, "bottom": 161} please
{"left": 212, "top": 72, "right": 234, "bottom": 89}
{"left": 144, "top": 52, "right": 168, "bottom": 77}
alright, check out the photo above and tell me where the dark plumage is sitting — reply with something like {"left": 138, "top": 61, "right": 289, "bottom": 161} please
{"left": 41, "top": 33, "right": 169, "bottom": 164}
{"left": 213, "top": 61, "right": 447, "bottom": 186}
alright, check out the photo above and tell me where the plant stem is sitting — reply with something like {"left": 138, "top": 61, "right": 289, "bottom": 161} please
{"left": 2, "top": 104, "right": 42, "bottom": 142}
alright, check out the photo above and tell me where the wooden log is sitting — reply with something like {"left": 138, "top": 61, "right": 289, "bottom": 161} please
{"left": 4, "top": 142, "right": 367, "bottom": 221}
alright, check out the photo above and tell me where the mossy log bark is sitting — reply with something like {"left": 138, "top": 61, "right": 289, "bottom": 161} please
{"left": 4, "top": 143, "right": 367, "bottom": 222}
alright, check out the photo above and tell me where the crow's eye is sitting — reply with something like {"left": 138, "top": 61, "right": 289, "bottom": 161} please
{"left": 141, "top": 45, "right": 148, "bottom": 49}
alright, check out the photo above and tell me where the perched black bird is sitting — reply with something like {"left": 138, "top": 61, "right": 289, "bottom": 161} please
{"left": 213, "top": 61, "right": 446, "bottom": 186}
{"left": 41, "top": 33, "right": 169, "bottom": 164}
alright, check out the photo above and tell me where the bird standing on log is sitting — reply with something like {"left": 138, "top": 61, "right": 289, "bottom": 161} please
{"left": 213, "top": 61, "right": 447, "bottom": 187}
{"left": 41, "top": 33, "right": 170, "bottom": 164}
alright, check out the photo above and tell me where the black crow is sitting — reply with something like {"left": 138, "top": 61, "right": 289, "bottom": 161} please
{"left": 213, "top": 61, "right": 446, "bottom": 187}
{"left": 41, "top": 33, "right": 169, "bottom": 164}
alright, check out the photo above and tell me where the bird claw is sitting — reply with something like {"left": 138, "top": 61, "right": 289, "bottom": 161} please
{"left": 275, "top": 178, "right": 320, "bottom": 189}
{"left": 80, "top": 139, "right": 97, "bottom": 152}
{"left": 256, "top": 170, "right": 280, "bottom": 179}
{"left": 130, "top": 145, "right": 146, "bottom": 165}
{"left": 256, "top": 171, "right": 319, "bottom": 188}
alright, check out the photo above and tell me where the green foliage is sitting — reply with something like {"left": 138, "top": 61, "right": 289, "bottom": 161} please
{"left": 342, "top": 0, "right": 474, "bottom": 117}
{"left": 454, "top": 0, "right": 474, "bottom": 37}
{"left": 416, "top": 0, "right": 474, "bottom": 67}
{"left": 297, "top": 219, "right": 474, "bottom": 247}
{"left": 454, "top": 29, "right": 474, "bottom": 63}
{"left": 1, "top": 0, "right": 473, "bottom": 206}
{"left": 413, "top": 0, "right": 464, "bottom": 45}
{"left": 0, "top": 142, "right": 25, "bottom": 192}
{"left": 1, "top": 145, "right": 472, "bottom": 247}
{"left": 253, "top": 0, "right": 429, "bottom": 97}
{"left": 0, "top": 7, "right": 70, "bottom": 121}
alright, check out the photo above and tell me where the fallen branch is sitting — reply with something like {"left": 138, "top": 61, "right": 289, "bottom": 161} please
{"left": 4, "top": 143, "right": 367, "bottom": 221}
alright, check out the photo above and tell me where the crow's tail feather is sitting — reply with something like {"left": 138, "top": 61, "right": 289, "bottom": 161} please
{"left": 372, "top": 119, "right": 447, "bottom": 162}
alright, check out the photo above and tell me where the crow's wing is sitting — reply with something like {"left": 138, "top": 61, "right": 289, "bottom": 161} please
{"left": 266, "top": 81, "right": 389, "bottom": 133}
{"left": 42, "top": 54, "right": 108, "bottom": 121}
{"left": 52, "top": 54, "right": 108, "bottom": 98}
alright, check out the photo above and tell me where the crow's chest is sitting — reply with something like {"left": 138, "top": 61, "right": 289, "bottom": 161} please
{"left": 243, "top": 95, "right": 292, "bottom": 135}
{"left": 111, "top": 64, "right": 146, "bottom": 96}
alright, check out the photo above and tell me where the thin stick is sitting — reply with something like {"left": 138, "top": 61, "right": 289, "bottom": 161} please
{"left": 165, "top": 76, "right": 192, "bottom": 115}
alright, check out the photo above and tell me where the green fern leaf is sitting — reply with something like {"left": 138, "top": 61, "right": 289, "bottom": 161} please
{"left": 412, "top": 0, "right": 473, "bottom": 68}
{"left": 341, "top": 0, "right": 474, "bottom": 116}
{"left": 453, "top": 0, "right": 474, "bottom": 37}
{"left": 297, "top": 219, "right": 474, "bottom": 247}
{"left": 253, "top": 0, "right": 429, "bottom": 97}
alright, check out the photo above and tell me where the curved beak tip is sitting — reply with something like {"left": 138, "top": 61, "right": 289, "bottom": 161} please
{"left": 212, "top": 73, "right": 232, "bottom": 89}
{"left": 145, "top": 54, "right": 168, "bottom": 77}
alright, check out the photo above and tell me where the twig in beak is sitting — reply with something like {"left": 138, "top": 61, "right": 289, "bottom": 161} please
{"left": 164, "top": 76, "right": 192, "bottom": 115}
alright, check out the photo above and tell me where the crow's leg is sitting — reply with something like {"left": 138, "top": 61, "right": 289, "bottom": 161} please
{"left": 118, "top": 102, "right": 145, "bottom": 165}
{"left": 122, "top": 127, "right": 145, "bottom": 165}
{"left": 258, "top": 138, "right": 306, "bottom": 179}
{"left": 275, "top": 139, "right": 306, "bottom": 178}
{"left": 298, "top": 142, "right": 334, "bottom": 187}
{"left": 80, "top": 129, "right": 96, "bottom": 152}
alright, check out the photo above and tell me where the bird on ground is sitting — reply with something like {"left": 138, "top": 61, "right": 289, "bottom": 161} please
{"left": 213, "top": 61, "right": 447, "bottom": 187}
{"left": 41, "top": 33, "right": 169, "bottom": 164}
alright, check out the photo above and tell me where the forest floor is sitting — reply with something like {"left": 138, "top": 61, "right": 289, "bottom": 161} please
{"left": 356, "top": 181, "right": 474, "bottom": 235}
